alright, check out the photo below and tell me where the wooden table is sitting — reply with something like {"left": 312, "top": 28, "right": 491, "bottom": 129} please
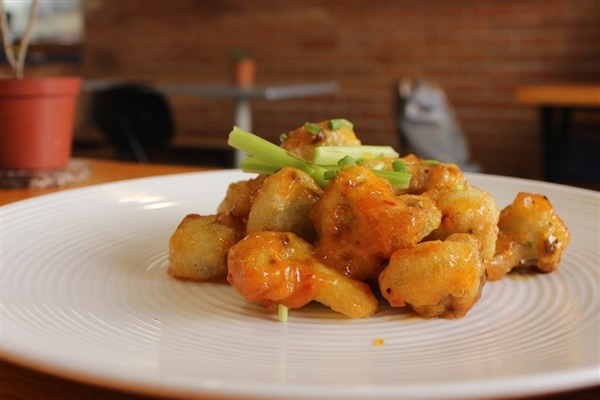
{"left": 1, "top": 158, "right": 599, "bottom": 400}
{"left": 516, "top": 83, "right": 600, "bottom": 183}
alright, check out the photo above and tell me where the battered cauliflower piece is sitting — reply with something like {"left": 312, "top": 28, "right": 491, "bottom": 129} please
{"left": 310, "top": 165, "right": 442, "bottom": 282}
{"left": 486, "top": 192, "right": 570, "bottom": 281}
{"left": 227, "top": 231, "right": 378, "bottom": 318}
{"left": 217, "top": 174, "right": 266, "bottom": 220}
{"left": 397, "top": 155, "right": 467, "bottom": 195}
{"left": 280, "top": 119, "right": 361, "bottom": 161}
{"left": 246, "top": 167, "right": 322, "bottom": 243}
{"left": 425, "top": 185, "right": 500, "bottom": 261}
{"left": 379, "top": 233, "right": 486, "bottom": 319}
{"left": 169, "top": 213, "right": 244, "bottom": 281}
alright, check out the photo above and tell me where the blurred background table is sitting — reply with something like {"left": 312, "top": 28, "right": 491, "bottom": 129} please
{"left": 1, "top": 158, "right": 599, "bottom": 400}
{"left": 82, "top": 81, "right": 339, "bottom": 167}
{"left": 516, "top": 83, "right": 600, "bottom": 183}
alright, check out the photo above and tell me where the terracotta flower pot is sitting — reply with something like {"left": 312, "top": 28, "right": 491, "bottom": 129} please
{"left": 233, "top": 59, "right": 256, "bottom": 88}
{"left": 0, "top": 76, "right": 82, "bottom": 170}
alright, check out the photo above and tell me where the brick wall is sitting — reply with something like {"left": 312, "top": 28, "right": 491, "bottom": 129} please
{"left": 82, "top": 0, "right": 599, "bottom": 179}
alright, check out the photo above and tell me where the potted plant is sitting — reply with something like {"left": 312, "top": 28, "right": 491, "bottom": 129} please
{"left": 0, "top": 0, "right": 82, "bottom": 174}
{"left": 228, "top": 48, "right": 256, "bottom": 88}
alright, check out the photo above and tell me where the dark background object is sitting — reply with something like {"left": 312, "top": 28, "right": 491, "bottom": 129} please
{"left": 89, "top": 85, "right": 174, "bottom": 162}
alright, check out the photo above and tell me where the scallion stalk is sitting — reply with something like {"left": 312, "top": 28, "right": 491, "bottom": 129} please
{"left": 371, "top": 169, "right": 411, "bottom": 189}
{"left": 240, "top": 157, "right": 280, "bottom": 175}
{"left": 228, "top": 127, "right": 328, "bottom": 187}
{"left": 229, "top": 127, "right": 314, "bottom": 174}
{"left": 313, "top": 145, "right": 399, "bottom": 166}
{"left": 278, "top": 304, "right": 288, "bottom": 322}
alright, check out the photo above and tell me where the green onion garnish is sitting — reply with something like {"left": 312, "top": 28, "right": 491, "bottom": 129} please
{"left": 304, "top": 122, "right": 322, "bottom": 135}
{"left": 338, "top": 155, "right": 356, "bottom": 168}
{"left": 392, "top": 159, "right": 406, "bottom": 173}
{"left": 331, "top": 118, "right": 355, "bottom": 129}
{"left": 278, "top": 304, "right": 288, "bottom": 322}
{"left": 371, "top": 169, "right": 412, "bottom": 189}
{"left": 240, "top": 157, "right": 280, "bottom": 175}
{"left": 228, "top": 127, "right": 410, "bottom": 190}
{"left": 327, "top": 119, "right": 342, "bottom": 130}
{"left": 279, "top": 133, "right": 288, "bottom": 143}
{"left": 229, "top": 126, "right": 315, "bottom": 175}
{"left": 228, "top": 127, "right": 328, "bottom": 187}
{"left": 313, "top": 145, "right": 399, "bottom": 166}
{"left": 423, "top": 159, "right": 442, "bottom": 166}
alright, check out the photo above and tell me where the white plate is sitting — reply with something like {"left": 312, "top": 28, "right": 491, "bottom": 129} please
{"left": 1, "top": 170, "right": 599, "bottom": 400}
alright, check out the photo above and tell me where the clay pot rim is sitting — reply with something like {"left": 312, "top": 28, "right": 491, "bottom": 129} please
{"left": 0, "top": 76, "right": 82, "bottom": 97}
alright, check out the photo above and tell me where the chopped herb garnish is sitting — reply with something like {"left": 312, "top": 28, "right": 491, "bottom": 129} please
{"left": 304, "top": 122, "right": 322, "bottom": 135}
{"left": 338, "top": 155, "right": 356, "bottom": 168}
{"left": 279, "top": 133, "right": 288, "bottom": 143}
{"left": 392, "top": 160, "right": 406, "bottom": 173}
{"left": 328, "top": 119, "right": 342, "bottom": 130}
{"left": 423, "top": 159, "right": 442, "bottom": 166}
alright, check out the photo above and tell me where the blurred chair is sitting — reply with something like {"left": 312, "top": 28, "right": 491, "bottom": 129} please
{"left": 89, "top": 84, "right": 174, "bottom": 163}
{"left": 394, "top": 78, "right": 481, "bottom": 172}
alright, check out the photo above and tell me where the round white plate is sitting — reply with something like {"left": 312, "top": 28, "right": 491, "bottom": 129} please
{"left": 1, "top": 170, "right": 599, "bottom": 400}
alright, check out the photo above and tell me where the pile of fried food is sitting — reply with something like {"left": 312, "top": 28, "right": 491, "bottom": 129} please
{"left": 168, "top": 119, "right": 570, "bottom": 320}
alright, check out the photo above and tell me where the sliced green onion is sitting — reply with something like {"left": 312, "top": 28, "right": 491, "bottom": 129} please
{"left": 327, "top": 119, "right": 342, "bottom": 130}
{"left": 328, "top": 118, "right": 355, "bottom": 129}
{"left": 279, "top": 133, "right": 288, "bottom": 143}
{"left": 392, "top": 159, "right": 406, "bottom": 173}
{"left": 371, "top": 169, "right": 411, "bottom": 189}
{"left": 337, "top": 155, "right": 356, "bottom": 168}
{"left": 304, "top": 122, "right": 322, "bottom": 135}
{"left": 423, "top": 159, "right": 442, "bottom": 166}
{"left": 278, "top": 304, "right": 288, "bottom": 322}
{"left": 313, "top": 145, "right": 399, "bottom": 166}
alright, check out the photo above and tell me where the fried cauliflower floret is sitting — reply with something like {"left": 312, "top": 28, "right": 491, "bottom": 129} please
{"left": 280, "top": 120, "right": 361, "bottom": 161}
{"left": 425, "top": 185, "right": 500, "bottom": 261}
{"left": 169, "top": 213, "right": 245, "bottom": 281}
{"left": 246, "top": 167, "right": 322, "bottom": 243}
{"left": 397, "top": 155, "right": 467, "bottom": 195}
{"left": 486, "top": 192, "right": 570, "bottom": 281}
{"left": 310, "top": 165, "right": 442, "bottom": 282}
{"left": 217, "top": 174, "right": 266, "bottom": 219}
{"left": 227, "top": 231, "right": 378, "bottom": 318}
{"left": 379, "top": 233, "right": 486, "bottom": 319}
